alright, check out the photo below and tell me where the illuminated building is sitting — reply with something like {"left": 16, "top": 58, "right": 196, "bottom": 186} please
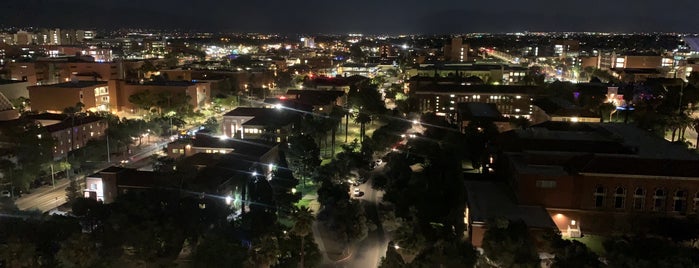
{"left": 28, "top": 81, "right": 111, "bottom": 113}
{"left": 496, "top": 122, "right": 699, "bottom": 236}
{"left": 443, "top": 36, "right": 469, "bottom": 62}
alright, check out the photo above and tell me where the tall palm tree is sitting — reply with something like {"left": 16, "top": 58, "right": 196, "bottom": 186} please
{"left": 329, "top": 106, "right": 345, "bottom": 157}
{"left": 354, "top": 112, "right": 372, "bottom": 142}
{"left": 291, "top": 206, "right": 315, "bottom": 268}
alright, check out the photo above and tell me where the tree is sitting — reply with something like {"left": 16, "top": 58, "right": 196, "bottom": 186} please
{"left": 245, "top": 235, "right": 280, "bottom": 268}
{"left": 379, "top": 245, "right": 406, "bottom": 267}
{"left": 354, "top": 112, "right": 372, "bottom": 142}
{"left": 290, "top": 206, "right": 315, "bottom": 268}
{"left": 65, "top": 175, "right": 81, "bottom": 203}
{"left": 0, "top": 237, "right": 37, "bottom": 267}
{"left": 286, "top": 134, "right": 321, "bottom": 187}
{"left": 410, "top": 239, "right": 478, "bottom": 267}
{"left": 349, "top": 44, "right": 365, "bottom": 62}
{"left": 203, "top": 117, "right": 220, "bottom": 134}
{"left": 603, "top": 236, "right": 699, "bottom": 267}
{"left": 193, "top": 230, "right": 248, "bottom": 268}
{"left": 128, "top": 90, "right": 155, "bottom": 113}
{"left": 598, "top": 102, "right": 617, "bottom": 122}
{"left": 391, "top": 223, "right": 427, "bottom": 263}
{"left": 328, "top": 106, "right": 345, "bottom": 156}
{"left": 56, "top": 233, "right": 100, "bottom": 268}
{"left": 481, "top": 218, "right": 540, "bottom": 268}
{"left": 543, "top": 232, "right": 602, "bottom": 268}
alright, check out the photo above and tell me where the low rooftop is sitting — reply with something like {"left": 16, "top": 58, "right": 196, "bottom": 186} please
{"left": 465, "top": 180, "right": 556, "bottom": 229}
{"left": 31, "top": 81, "right": 107, "bottom": 88}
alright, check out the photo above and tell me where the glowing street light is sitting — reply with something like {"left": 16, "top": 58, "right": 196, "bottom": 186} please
{"left": 225, "top": 195, "right": 232, "bottom": 205}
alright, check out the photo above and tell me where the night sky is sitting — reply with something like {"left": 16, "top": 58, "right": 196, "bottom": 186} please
{"left": 1, "top": 0, "right": 698, "bottom": 33}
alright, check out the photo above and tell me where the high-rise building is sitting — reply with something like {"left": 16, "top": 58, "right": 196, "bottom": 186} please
{"left": 443, "top": 37, "right": 469, "bottom": 62}
{"left": 300, "top": 37, "right": 315, "bottom": 48}
{"left": 553, "top": 40, "right": 580, "bottom": 58}
{"left": 49, "top": 28, "right": 61, "bottom": 45}
{"left": 14, "top": 31, "right": 33, "bottom": 45}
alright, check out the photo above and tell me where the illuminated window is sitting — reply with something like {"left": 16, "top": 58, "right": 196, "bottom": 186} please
{"left": 594, "top": 186, "right": 605, "bottom": 208}
{"left": 653, "top": 189, "right": 666, "bottom": 211}
{"left": 614, "top": 187, "right": 626, "bottom": 209}
{"left": 172, "top": 149, "right": 178, "bottom": 153}
{"left": 674, "top": 190, "right": 687, "bottom": 213}
{"left": 633, "top": 188, "right": 645, "bottom": 210}
{"left": 179, "top": 149, "right": 184, "bottom": 154}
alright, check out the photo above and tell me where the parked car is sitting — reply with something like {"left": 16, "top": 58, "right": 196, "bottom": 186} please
{"left": 1, "top": 190, "right": 11, "bottom": 198}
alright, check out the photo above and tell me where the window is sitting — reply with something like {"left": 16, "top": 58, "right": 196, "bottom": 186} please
{"left": 90, "top": 183, "right": 97, "bottom": 190}
{"left": 178, "top": 149, "right": 184, "bottom": 154}
{"left": 614, "top": 187, "right": 626, "bottom": 209}
{"left": 653, "top": 189, "right": 666, "bottom": 211}
{"left": 594, "top": 186, "right": 606, "bottom": 208}
{"left": 674, "top": 190, "right": 687, "bottom": 213}
{"left": 172, "top": 149, "right": 178, "bottom": 153}
{"left": 693, "top": 193, "right": 699, "bottom": 214}
{"left": 633, "top": 188, "right": 645, "bottom": 210}
{"left": 535, "top": 180, "right": 557, "bottom": 188}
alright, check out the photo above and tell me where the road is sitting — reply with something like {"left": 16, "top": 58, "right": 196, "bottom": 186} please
{"left": 15, "top": 178, "right": 71, "bottom": 212}
{"left": 14, "top": 139, "right": 168, "bottom": 212}
{"left": 332, "top": 164, "right": 390, "bottom": 268}
{"left": 123, "top": 140, "right": 169, "bottom": 171}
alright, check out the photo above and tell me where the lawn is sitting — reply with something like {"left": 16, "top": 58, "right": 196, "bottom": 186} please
{"left": 318, "top": 121, "right": 381, "bottom": 160}
{"left": 568, "top": 234, "right": 607, "bottom": 256}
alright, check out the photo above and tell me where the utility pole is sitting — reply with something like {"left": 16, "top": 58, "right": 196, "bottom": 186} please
{"left": 50, "top": 163, "right": 55, "bottom": 188}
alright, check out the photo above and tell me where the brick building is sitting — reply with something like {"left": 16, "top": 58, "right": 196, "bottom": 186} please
{"left": 496, "top": 122, "right": 699, "bottom": 236}
{"left": 108, "top": 79, "right": 210, "bottom": 113}
{"left": 27, "top": 113, "right": 107, "bottom": 159}
{"left": 28, "top": 81, "right": 111, "bottom": 113}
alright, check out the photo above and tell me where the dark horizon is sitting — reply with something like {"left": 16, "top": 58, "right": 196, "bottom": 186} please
{"left": 2, "top": 0, "right": 699, "bottom": 34}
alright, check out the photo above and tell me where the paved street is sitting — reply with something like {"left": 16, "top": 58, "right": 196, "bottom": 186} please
{"left": 14, "top": 139, "right": 168, "bottom": 212}
{"left": 14, "top": 178, "right": 71, "bottom": 212}
{"left": 319, "top": 164, "right": 389, "bottom": 268}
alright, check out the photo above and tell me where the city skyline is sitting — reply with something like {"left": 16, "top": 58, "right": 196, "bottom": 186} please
{"left": 2, "top": 0, "right": 699, "bottom": 34}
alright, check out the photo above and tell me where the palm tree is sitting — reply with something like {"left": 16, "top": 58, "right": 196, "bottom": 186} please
{"left": 291, "top": 206, "right": 315, "bottom": 268}
{"left": 354, "top": 112, "right": 372, "bottom": 142}
{"left": 329, "top": 106, "right": 345, "bottom": 157}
